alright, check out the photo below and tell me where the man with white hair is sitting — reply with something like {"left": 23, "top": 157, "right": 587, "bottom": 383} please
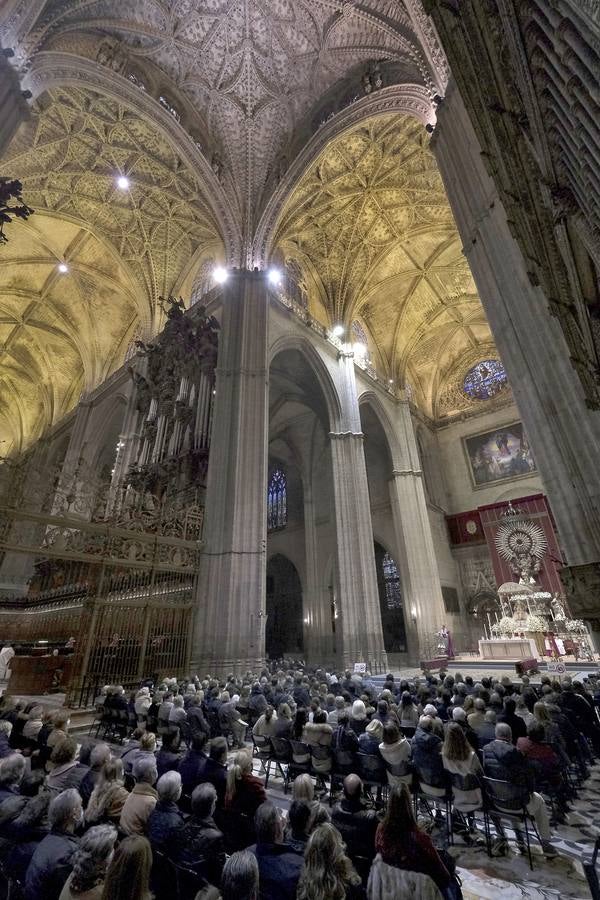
{"left": 146, "top": 770, "right": 185, "bottom": 852}
{"left": 482, "top": 722, "right": 556, "bottom": 858}
{"left": 0, "top": 753, "right": 26, "bottom": 802}
{"left": 119, "top": 756, "right": 158, "bottom": 835}
{"left": 174, "top": 782, "right": 226, "bottom": 884}
{"left": 24, "top": 788, "right": 81, "bottom": 900}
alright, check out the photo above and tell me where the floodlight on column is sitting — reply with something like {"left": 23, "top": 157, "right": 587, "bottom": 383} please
{"left": 213, "top": 266, "right": 228, "bottom": 284}
{"left": 331, "top": 324, "right": 344, "bottom": 337}
{"left": 267, "top": 268, "right": 282, "bottom": 286}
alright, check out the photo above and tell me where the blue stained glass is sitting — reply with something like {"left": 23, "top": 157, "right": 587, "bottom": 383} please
{"left": 267, "top": 469, "right": 287, "bottom": 530}
{"left": 463, "top": 359, "right": 508, "bottom": 400}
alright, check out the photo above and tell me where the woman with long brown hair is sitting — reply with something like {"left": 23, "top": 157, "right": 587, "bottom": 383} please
{"left": 374, "top": 783, "right": 451, "bottom": 894}
{"left": 101, "top": 834, "right": 152, "bottom": 900}
{"left": 441, "top": 722, "right": 483, "bottom": 812}
{"left": 297, "top": 822, "right": 363, "bottom": 900}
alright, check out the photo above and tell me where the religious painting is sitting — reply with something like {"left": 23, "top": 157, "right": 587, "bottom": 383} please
{"left": 463, "top": 422, "right": 537, "bottom": 488}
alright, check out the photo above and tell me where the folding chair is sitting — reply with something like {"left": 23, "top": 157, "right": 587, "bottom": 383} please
{"left": 357, "top": 752, "right": 388, "bottom": 806}
{"left": 412, "top": 764, "right": 453, "bottom": 844}
{"left": 252, "top": 734, "right": 272, "bottom": 779}
{"left": 269, "top": 736, "right": 292, "bottom": 789}
{"left": 287, "top": 740, "right": 312, "bottom": 790}
{"left": 482, "top": 776, "right": 540, "bottom": 869}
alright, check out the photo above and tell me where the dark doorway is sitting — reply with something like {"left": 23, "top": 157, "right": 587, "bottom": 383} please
{"left": 374, "top": 542, "right": 407, "bottom": 652}
{"left": 266, "top": 554, "right": 304, "bottom": 659}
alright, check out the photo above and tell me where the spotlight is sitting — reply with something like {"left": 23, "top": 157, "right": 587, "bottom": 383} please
{"left": 353, "top": 342, "right": 367, "bottom": 358}
{"left": 332, "top": 324, "right": 344, "bottom": 337}
{"left": 388, "top": 378, "right": 394, "bottom": 385}
{"left": 267, "top": 268, "right": 282, "bottom": 286}
{"left": 213, "top": 266, "right": 228, "bottom": 284}
{"left": 116, "top": 175, "right": 130, "bottom": 190}
{"left": 57, "top": 263, "right": 68, "bottom": 273}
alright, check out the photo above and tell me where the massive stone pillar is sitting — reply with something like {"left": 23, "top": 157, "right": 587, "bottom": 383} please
{"left": 191, "top": 270, "right": 269, "bottom": 674}
{"left": 387, "top": 400, "right": 445, "bottom": 664}
{"left": 330, "top": 350, "right": 388, "bottom": 673}
{"left": 303, "top": 481, "right": 335, "bottom": 667}
{"left": 432, "top": 84, "right": 600, "bottom": 619}
{"left": 0, "top": 46, "right": 28, "bottom": 155}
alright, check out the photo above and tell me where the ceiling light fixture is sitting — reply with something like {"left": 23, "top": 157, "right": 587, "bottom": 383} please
{"left": 332, "top": 324, "right": 344, "bottom": 337}
{"left": 57, "top": 263, "right": 68, "bottom": 273}
{"left": 213, "top": 266, "right": 228, "bottom": 284}
{"left": 116, "top": 175, "right": 130, "bottom": 190}
{"left": 267, "top": 268, "right": 282, "bottom": 286}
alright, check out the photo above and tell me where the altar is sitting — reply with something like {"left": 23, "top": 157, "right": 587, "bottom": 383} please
{"left": 478, "top": 638, "right": 538, "bottom": 660}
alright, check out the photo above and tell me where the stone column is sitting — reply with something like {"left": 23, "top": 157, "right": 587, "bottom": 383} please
{"left": 303, "top": 482, "right": 335, "bottom": 666}
{"left": 0, "top": 47, "right": 28, "bottom": 156}
{"left": 388, "top": 400, "right": 445, "bottom": 664}
{"left": 330, "top": 349, "right": 388, "bottom": 673}
{"left": 191, "top": 269, "right": 269, "bottom": 674}
{"left": 432, "top": 84, "right": 600, "bottom": 619}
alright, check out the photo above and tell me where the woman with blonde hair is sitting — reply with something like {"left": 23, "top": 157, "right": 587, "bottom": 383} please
{"left": 86, "top": 758, "right": 129, "bottom": 826}
{"left": 224, "top": 750, "right": 266, "bottom": 816}
{"left": 296, "top": 822, "right": 363, "bottom": 900}
{"left": 100, "top": 834, "right": 152, "bottom": 900}
{"left": 441, "top": 722, "right": 483, "bottom": 813}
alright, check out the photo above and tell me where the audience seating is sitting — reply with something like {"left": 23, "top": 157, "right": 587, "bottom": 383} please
{"left": 483, "top": 775, "right": 538, "bottom": 869}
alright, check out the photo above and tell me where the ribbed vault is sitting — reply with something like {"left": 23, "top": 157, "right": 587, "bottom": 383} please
{"left": 274, "top": 113, "right": 498, "bottom": 418}
{"left": 0, "top": 83, "right": 224, "bottom": 452}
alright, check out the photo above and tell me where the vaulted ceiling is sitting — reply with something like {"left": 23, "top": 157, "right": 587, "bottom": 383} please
{"left": 17, "top": 0, "right": 435, "bottom": 235}
{"left": 0, "top": 83, "right": 223, "bottom": 451}
{"left": 274, "top": 113, "right": 497, "bottom": 418}
{"left": 0, "top": 1, "right": 505, "bottom": 450}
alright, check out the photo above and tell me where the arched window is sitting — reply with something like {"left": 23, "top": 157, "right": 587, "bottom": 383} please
{"left": 463, "top": 359, "right": 507, "bottom": 400}
{"left": 267, "top": 469, "right": 287, "bottom": 530}
{"left": 374, "top": 542, "right": 406, "bottom": 652}
{"left": 381, "top": 550, "right": 402, "bottom": 610}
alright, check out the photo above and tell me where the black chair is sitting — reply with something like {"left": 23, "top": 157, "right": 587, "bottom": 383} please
{"left": 412, "top": 764, "right": 453, "bottom": 844}
{"left": 400, "top": 725, "right": 416, "bottom": 739}
{"left": 447, "top": 770, "right": 490, "bottom": 852}
{"left": 482, "top": 776, "right": 539, "bottom": 869}
{"left": 151, "top": 847, "right": 177, "bottom": 899}
{"left": 287, "top": 740, "right": 312, "bottom": 790}
{"left": 310, "top": 745, "right": 332, "bottom": 793}
{"left": 172, "top": 859, "right": 209, "bottom": 900}
{"left": 252, "top": 734, "right": 272, "bottom": 778}
{"left": 329, "top": 747, "right": 357, "bottom": 804}
{"left": 357, "top": 752, "right": 388, "bottom": 805}
{"left": 269, "top": 736, "right": 292, "bottom": 789}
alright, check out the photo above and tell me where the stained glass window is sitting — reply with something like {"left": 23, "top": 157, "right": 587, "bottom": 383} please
{"left": 267, "top": 469, "right": 287, "bottom": 530}
{"left": 463, "top": 359, "right": 507, "bottom": 400}
{"left": 382, "top": 551, "right": 403, "bottom": 610}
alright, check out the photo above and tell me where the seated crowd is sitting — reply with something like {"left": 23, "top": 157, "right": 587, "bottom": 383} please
{"left": 0, "top": 663, "right": 599, "bottom": 899}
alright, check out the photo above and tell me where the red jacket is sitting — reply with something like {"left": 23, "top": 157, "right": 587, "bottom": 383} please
{"left": 375, "top": 823, "right": 450, "bottom": 890}
{"left": 225, "top": 773, "right": 266, "bottom": 817}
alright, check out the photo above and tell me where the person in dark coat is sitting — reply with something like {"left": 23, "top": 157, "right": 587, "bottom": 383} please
{"left": 474, "top": 710, "right": 498, "bottom": 750}
{"left": 179, "top": 734, "right": 209, "bottom": 796}
{"left": 498, "top": 698, "right": 527, "bottom": 742}
{"left": 482, "top": 722, "right": 556, "bottom": 857}
{"left": 248, "top": 683, "right": 268, "bottom": 720}
{"left": 410, "top": 717, "right": 446, "bottom": 788}
{"left": 173, "top": 782, "right": 226, "bottom": 885}
{"left": 186, "top": 695, "right": 211, "bottom": 742}
{"left": 2, "top": 789, "right": 50, "bottom": 882}
{"left": 24, "top": 788, "right": 81, "bottom": 900}
{"left": 331, "top": 774, "right": 379, "bottom": 863}
{"left": 78, "top": 743, "right": 111, "bottom": 808}
{"left": 332, "top": 712, "right": 360, "bottom": 753}
{"left": 293, "top": 677, "right": 311, "bottom": 709}
{"left": 146, "top": 770, "right": 185, "bottom": 853}
{"left": 248, "top": 802, "right": 303, "bottom": 900}
{"left": 155, "top": 731, "right": 183, "bottom": 777}
{"left": 201, "top": 737, "right": 228, "bottom": 806}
